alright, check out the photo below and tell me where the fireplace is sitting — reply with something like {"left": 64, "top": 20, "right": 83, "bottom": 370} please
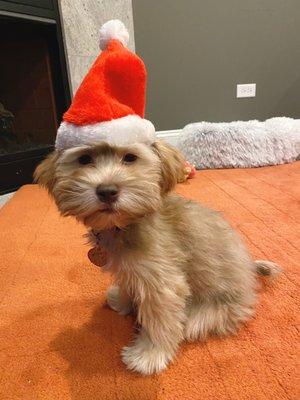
{"left": 0, "top": 1, "right": 70, "bottom": 194}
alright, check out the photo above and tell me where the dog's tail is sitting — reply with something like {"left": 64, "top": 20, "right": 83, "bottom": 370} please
{"left": 255, "top": 260, "right": 282, "bottom": 279}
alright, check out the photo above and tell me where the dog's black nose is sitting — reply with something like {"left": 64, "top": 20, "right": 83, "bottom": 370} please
{"left": 96, "top": 185, "right": 119, "bottom": 203}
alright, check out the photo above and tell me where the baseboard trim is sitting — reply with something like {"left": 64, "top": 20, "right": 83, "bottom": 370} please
{"left": 156, "top": 129, "right": 181, "bottom": 147}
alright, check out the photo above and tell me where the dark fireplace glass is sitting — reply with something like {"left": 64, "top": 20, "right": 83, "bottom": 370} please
{"left": 0, "top": 18, "right": 58, "bottom": 156}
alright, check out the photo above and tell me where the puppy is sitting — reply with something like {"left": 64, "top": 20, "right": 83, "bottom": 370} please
{"left": 34, "top": 140, "right": 280, "bottom": 374}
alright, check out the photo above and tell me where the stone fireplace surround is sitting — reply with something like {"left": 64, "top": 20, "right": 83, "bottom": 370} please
{"left": 58, "top": 0, "right": 135, "bottom": 95}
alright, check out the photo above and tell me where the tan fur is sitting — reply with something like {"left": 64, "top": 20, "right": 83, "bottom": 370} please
{"left": 33, "top": 151, "right": 59, "bottom": 192}
{"left": 35, "top": 140, "right": 280, "bottom": 375}
{"left": 152, "top": 140, "right": 187, "bottom": 190}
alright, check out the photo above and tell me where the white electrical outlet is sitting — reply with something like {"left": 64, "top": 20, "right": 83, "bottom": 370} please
{"left": 236, "top": 83, "right": 256, "bottom": 98}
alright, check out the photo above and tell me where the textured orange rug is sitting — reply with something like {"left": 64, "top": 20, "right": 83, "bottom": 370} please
{"left": 0, "top": 162, "right": 299, "bottom": 400}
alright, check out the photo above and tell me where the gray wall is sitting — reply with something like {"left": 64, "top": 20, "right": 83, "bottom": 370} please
{"left": 132, "top": 0, "right": 300, "bottom": 130}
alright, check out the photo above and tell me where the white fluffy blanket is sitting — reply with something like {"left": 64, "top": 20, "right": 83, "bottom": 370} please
{"left": 178, "top": 117, "right": 300, "bottom": 169}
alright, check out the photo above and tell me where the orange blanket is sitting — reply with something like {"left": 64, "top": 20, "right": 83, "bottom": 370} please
{"left": 0, "top": 163, "right": 299, "bottom": 400}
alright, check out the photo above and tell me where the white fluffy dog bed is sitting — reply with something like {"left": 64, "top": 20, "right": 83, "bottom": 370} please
{"left": 178, "top": 117, "right": 300, "bottom": 169}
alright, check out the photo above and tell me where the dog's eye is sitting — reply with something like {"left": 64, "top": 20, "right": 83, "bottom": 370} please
{"left": 122, "top": 153, "right": 137, "bottom": 163}
{"left": 78, "top": 154, "right": 92, "bottom": 165}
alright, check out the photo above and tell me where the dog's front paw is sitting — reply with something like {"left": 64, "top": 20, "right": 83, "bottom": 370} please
{"left": 106, "top": 286, "right": 132, "bottom": 316}
{"left": 122, "top": 335, "right": 172, "bottom": 375}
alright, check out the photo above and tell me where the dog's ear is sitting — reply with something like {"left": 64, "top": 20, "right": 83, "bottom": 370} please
{"left": 152, "top": 140, "right": 186, "bottom": 194}
{"left": 34, "top": 151, "right": 59, "bottom": 193}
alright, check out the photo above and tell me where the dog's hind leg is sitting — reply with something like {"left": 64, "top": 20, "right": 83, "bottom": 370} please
{"left": 184, "top": 297, "right": 255, "bottom": 342}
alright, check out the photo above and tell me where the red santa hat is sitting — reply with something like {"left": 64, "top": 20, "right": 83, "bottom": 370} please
{"left": 55, "top": 19, "right": 155, "bottom": 151}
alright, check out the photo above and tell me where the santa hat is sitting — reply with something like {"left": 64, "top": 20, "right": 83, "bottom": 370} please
{"left": 55, "top": 20, "right": 155, "bottom": 151}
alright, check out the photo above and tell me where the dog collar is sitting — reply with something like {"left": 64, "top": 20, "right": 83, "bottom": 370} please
{"left": 91, "top": 227, "right": 121, "bottom": 236}
{"left": 91, "top": 227, "right": 121, "bottom": 246}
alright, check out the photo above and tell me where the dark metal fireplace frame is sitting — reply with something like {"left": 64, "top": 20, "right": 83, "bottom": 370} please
{"left": 0, "top": 0, "right": 71, "bottom": 194}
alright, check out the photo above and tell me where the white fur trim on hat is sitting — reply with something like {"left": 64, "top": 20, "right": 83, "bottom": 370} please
{"left": 99, "top": 19, "right": 129, "bottom": 50}
{"left": 55, "top": 115, "right": 156, "bottom": 151}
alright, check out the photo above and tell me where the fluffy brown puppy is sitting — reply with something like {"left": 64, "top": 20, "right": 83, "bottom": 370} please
{"left": 34, "top": 140, "right": 280, "bottom": 374}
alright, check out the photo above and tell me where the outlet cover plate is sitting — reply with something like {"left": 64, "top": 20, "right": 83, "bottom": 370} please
{"left": 236, "top": 83, "right": 256, "bottom": 98}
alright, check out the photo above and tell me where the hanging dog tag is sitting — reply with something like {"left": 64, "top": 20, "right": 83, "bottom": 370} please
{"left": 88, "top": 246, "right": 108, "bottom": 268}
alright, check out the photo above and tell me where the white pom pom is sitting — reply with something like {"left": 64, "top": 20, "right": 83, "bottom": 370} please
{"left": 99, "top": 19, "right": 129, "bottom": 50}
